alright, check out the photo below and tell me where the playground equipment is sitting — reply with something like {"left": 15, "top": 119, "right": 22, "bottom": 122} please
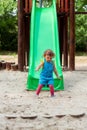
{"left": 26, "top": 0, "right": 64, "bottom": 90}
{"left": 18, "top": 0, "right": 75, "bottom": 71}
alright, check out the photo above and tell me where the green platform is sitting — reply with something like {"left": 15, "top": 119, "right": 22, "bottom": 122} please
{"left": 26, "top": 0, "right": 64, "bottom": 91}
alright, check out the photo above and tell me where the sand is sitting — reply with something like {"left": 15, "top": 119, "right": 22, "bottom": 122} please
{"left": 0, "top": 56, "right": 87, "bottom": 130}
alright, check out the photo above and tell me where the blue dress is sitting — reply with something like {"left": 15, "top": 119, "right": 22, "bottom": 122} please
{"left": 39, "top": 59, "right": 54, "bottom": 85}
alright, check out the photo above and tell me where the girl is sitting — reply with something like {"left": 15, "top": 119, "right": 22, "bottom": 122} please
{"left": 35, "top": 49, "right": 61, "bottom": 97}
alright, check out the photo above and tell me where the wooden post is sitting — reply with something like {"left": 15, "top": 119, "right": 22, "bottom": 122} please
{"left": 18, "top": 0, "right": 25, "bottom": 71}
{"left": 69, "top": 0, "right": 75, "bottom": 70}
{"left": 25, "top": 17, "right": 29, "bottom": 67}
{"left": 63, "top": 15, "right": 68, "bottom": 68}
{"left": 56, "top": 0, "right": 60, "bottom": 11}
{"left": 65, "top": 0, "right": 69, "bottom": 12}
{"left": 25, "top": 0, "right": 29, "bottom": 13}
{"left": 29, "top": 0, "right": 32, "bottom": 12}
{"left": 59, "top": 17, "right": 64, "bottom": 65}
{"left": 61, "top": 0, "right": 65, "bottom": 12}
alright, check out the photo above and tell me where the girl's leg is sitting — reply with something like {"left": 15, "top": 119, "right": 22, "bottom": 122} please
{"left": 49, "top": 84, "right": 54, "bottom": 96}
{"left": 36, "top": 84, "right": 43, "bottom": 95}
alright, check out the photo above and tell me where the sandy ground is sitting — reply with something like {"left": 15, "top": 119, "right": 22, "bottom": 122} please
{"left": 0, "top": 56, "right": 87, "bottom": 130}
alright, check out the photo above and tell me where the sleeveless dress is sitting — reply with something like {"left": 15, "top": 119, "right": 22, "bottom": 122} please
{"left": 39, "top": 59, "right": 54, "bottom": 85}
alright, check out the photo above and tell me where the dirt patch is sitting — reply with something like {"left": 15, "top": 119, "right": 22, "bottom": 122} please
{"left": 0, "top": 55, "right": 18, "bottom": 64}
{"left": 0, "top": 55, "right": 87, "bottom": 129}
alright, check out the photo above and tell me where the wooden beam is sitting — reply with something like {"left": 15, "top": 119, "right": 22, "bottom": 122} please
{"left": 63, "top": 16, "right": 68, "bottom": 68}
{"left": 59, "top": 17, "right": 64, "bottom": 65}
{"left": 69, "top": 0, "right": 75, "bottom": 70}
{"left": 29, "top": 0, "right": 32, "bottom": 13}
{"left": 56, "top": 0, "right": 60, "bottom": 12}
{"left": 75, "top": 12, "right": 87, "bottom": 14}
{"left": 25, "top": 0, "right": 29, "bottom": 13}
{"left": 18, "top": 0, "right": 25, "bottom": 71}
{"left": 61, "top": 0, "right": 65, "bottom": 12}
{"left": 65, "top": 0, "right": 69, "bottom": 12}
{"left": 25, "top": 17, "right": 30, "bottom": 66}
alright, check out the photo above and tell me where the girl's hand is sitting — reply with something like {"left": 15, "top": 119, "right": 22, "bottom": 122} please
{"left": 57, "top": 76, "right": 62, "bottom": 80}
{"left": 35, "top": 68, "right": 39, "bottom": 71}
{"left": 35, "top": 62, "right": 44, "bottom": 71}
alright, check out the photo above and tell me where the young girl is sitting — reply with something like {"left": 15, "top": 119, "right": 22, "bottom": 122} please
{"left": 35, "top": 49, "right": 61, "bottom": 97}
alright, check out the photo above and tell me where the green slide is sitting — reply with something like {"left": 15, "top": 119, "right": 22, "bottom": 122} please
{"left": 26, "top": 0, "right": 64, "bottom": 90}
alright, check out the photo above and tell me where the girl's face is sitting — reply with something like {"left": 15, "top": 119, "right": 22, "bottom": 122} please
{"left": 45, "top": 54, "right": 52, "bottom": 62}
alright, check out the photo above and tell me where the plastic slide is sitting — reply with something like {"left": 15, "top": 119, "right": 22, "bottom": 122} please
{"left": 26, "top": 0, "right": 64, "bottom": 90}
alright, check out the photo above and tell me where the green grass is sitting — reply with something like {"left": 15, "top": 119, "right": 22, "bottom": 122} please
{"left": 0, "top": 51, "right": 17, "bottom": 56}
{"left": 75, "top": 51, "right": 87, "bottom": 56}
{"left": 0, "top": 51, "right": 87, "bottom": 56}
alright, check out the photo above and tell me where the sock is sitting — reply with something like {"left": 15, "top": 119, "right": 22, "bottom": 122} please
{"left": 36, "top": 84, "right": 43, "bottom": 95}
{"left": 49, "top": 85, "right": 54, "bottom": 96}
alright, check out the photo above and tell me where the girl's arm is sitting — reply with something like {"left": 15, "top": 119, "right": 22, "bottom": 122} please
{"left": 35, "top": 62, "right": 44, "bottom": 71}
{"left": 53, "top": 64, "right": 61, "bottom": 79}
{"left": 54, "top": 65, "right": 59, "bottom": 78}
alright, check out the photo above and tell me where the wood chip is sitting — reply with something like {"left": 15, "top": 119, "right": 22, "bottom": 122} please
{"left": 21, "top": 115, "right": 37, "bottom": 119}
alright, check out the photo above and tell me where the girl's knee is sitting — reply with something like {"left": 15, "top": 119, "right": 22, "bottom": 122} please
{"left": 49, "top": 84, "right": 54, "bottom": 88}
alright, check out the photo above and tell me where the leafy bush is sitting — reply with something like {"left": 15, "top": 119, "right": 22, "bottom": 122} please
{"left": 75, "top": 16, "right": 87, "bottom": 52}
{"left": 75, "top": 0, "right": 87, "bottom": 52}
{"left": 0, "top": 0, "right": 17, "bottom": 51}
